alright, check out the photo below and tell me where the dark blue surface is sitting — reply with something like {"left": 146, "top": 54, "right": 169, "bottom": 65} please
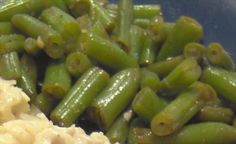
{"left": 111, "top": 0, "right": 236, "bottom": 60}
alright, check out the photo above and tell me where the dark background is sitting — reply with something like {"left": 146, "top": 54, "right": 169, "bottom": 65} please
{"left": 111, "top": 0, "right": 236, "bottom": 60}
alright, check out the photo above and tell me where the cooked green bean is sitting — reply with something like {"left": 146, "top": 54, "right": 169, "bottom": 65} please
{"left": 18, "top": 54, "right": 37, "bottom": 101}
{"left": 50, "top": 67, "right": 109, "bottom": 126}
{"left": 40, "top": 6, "right": 80, "bottom": 53}
{"left": 157, "top": 16, "right": 203, "bottom": 61}
{"left": 201, "top": 66, "right": 236, "bottom": 103}
{"left": 140, "top": 68, "right": 161, "bottom": 91}
{"left": 115, "top": 0, "right": 134, "bottom": 48}
{"left": 0, "top": 34, "right": 25, "bottom": 54}
{"left": 184, "top": 42, "right": 205, "bottom": 61}
{"left": 132, "top": 87, "right": 167, "bottom": 121}
{"left": 34, "top": 93, "right": 58, "bottom": 116}
{"left": 90, "top": 1, "right": 114, "bottom": 30}
{"left": 139, "top": 123, "right": 236, "bottom": 144}
{"left": 76, "top": 14, "right": 92, "bottom": 30}
{"left": 90, "top": 21, "right": 110, "bottom": 40}
{"left": 65, "top": 52, "right": 93, "bottom": 77}
{"left": 134, "top": 18, "right": 151, "bottom": 28}
{"left": 42, "top": 60, "right": 71, "bottom": 99}
{"left": 129, "top": 25, "right": 145, "bottom": 61}
{"left": 11, "top": 14, "right": 65, "bottom": 59}
{"left": 0, "top": 52, "right": 21, "bottom": 80}
{"left": 198, "top": 106, "right": 234, "bottom": 124}
{"left": 206, "top": 42, "right": 235, "bottom": 71}
{"left": 64, "top": 0, "right": 90, "bottom": 17}
{"left": 139, "top": 32, "right": 156, "bottom": 66}
{"left": 147, "top": 55, "right": 185, "bottom": 79}
{"left": 106, "top": 112, "right": 131, "bottom": 144}
{"left": 24, "top": 37, "right": 41, "bottom": 55}
{"left": 158, "top": 58, "right": 202, "bottom": 97}
{"left": 128, "top": 118, "right": 147, "bottom": 144}
{"left": 87, "top": 68, "right": 140, "bottom": 130}
{"left": 151, "top": 81, "right": 217, "bottom": 136}
{"left": 0, "top": 22, "right": 13, "bottom": 34}
{"left": 80, "top": 32, "right": 138, "bottom": 70}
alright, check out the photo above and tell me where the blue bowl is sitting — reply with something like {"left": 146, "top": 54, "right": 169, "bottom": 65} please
{"left": 110, "top": 0, "right": 236, "bottom": 60}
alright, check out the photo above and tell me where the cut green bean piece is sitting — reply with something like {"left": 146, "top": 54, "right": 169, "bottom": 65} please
{"left": 87, "top": 68, "right": 140, "bottom": 130}
{"left": 206, "top": 42, "right": 235, "bottom": 71}
{"left": 0, "top": 52, "right": 21, "bottom": 80}
{"left": 151, "top": 81, "right": 217, "bottom": 136}
{"left": 106, "top": 112, "right": 131, "bottom": 144}
{"left": 50, "top": 67, "right": 109, "bottom": 126}
{"left": 11, "top": 14, "right": 65, "bottom": 59}
{"left": 158, "top": 58, "right": 202, "bottom": 97}
{"left": 18, "top": 54, "right": 37, "bottom": 101}
{"left": 129, "top": 25, "right": 145, "bottom": 61}
{"left": 157, "top": 16, "right": 203, "bottom": 61}
{"left": 128, "top": 118, "right": 147, "bottom": 144}
{"left": 65, "top": 52, "right": 93, "bottom": 77}
{"left": 40, "top": 7, "right": 80, "bottom": 47}
{"left": 134, "top": 18, "right": 151, "bottom": 28}
{"left": 64, "top": 0, "right": 90, "bottom": 17}
{"left": 42, "top": 60, "right": 71, "bottom": 99}
{"left": 201, "top": 66, "right": 236, "bottom": 104}
{"left": 0, "top": 34, "right": 25, "bottom": 54}
{"left": 133, "top": 5, "right": 162, "bottom": 19}
{"left": 115, "top": 0, "right": 133, "bottom": 48}
{"left": 198, "top": 106, "right": 234, "bottom": 124}
{"left": 90, "top": 21, "right": 110, "bottom": 40}
{"left": 0, "top": 0, "right": 68, "bottom": 21}
{"left": 140, "top": 68, "right": 161, "bottom": 91}
{"left": 138, "top": 123, "right": 236, "bottom": 144}
{"left": 34, "top": 93, "right": 58, "bottom": 116}
{"left": 76, "top": 14, "right": 92, "bottom": 30}
{"left": 139, "top": 32, "right": 157, "bottom": 66}
{"left": 184, "top": 42, "right": 205, "bottom": 61}
{"left": 0, "top": 22, "right": 13, "bottom": 34}
{"left": 90, "top": 1, "right": 114, "bottom": 30}
{"left": 147, "top": 55, "right": 184, "bottom": 79}
{"left": 24, "top": 37, "right": 41, "bottom": 55}
{"left": 132, "top": 87, "right": 167, "bottom": 121}
{"left": 80, "top": 32, "right": 138, "bottom": 70}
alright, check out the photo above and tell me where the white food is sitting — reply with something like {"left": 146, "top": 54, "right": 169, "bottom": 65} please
{"left": 0, "top": 78, "right": 111, "bottom": 144}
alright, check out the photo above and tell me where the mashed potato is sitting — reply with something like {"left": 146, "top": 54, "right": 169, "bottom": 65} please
{"left": 0, "top": 78, "right": 111, "bottom": 144}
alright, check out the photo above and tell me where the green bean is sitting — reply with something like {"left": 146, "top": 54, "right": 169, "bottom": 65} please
{"left": 140, "top": 68, "right": 161, "bottom": 91}
{"left": 64, "top": 0, "right": 90, "bottom": 17}
{"left": 115, "top": 0, "right": 134, "bottom": 48}
{"left": 0, "top": 52, "right": 21, "bottom": 80}
{"left": 0, "top": 0, "right": 68, "bottom": 21}
{"left": 132, "top": 87, "right": 167, "bottom": 121}
{"left": 138, "top": 123, "right": 236, "bottom": 144}
{"left": 206, "top": 42, "right": 235, "bottom": 71}
{"left": 139, "top": 32, "right": 157, "bottom": 66}
{"left": 11, "top": 14, "right": 65, "bottom": 59}
{"left": 0, "top": 22, "right": 13, "bottom": 34}
{"left": 76, "top": 14, "right": 92, "bottom": 30}
{"left": 0, "top": 34, "right": 25, "bottom": 54}
{"left": 184, "top": 42, "right": 205, "bottom": 61}
{"left": 147, "top": 55, "right": 185, "bottom": 79}
{"left": 158, "top": 58, "right": 202, "bottom": 97}
{"left": 34, "top": 93, "right": 58, "bottom": 116}
{"left": 80, "top": 32, "right": 138, "bottom": 70}
{"left": 24, "top": 37, "right": 41, "bottom": 55}
{"left": 90, "top": 21, "right": 110, "bottom": 40}
{"left": 198, "top": 106, "right": 234, "bottom": 124}
{"left": 90, "top": 1, "right": 114, "bottom": 30}
{"left": 128, "top": 118, "right": 147, "bottom": 144}
{"left": 201, "top": 66, "right": 236, "bottom": 104}
{"left": 87, "top": 68, "right": 140, "bottom": 130}
{"left": 40, "top": 6, "right": 80, "bottom": 52}
{"left": 129, "top": 25, "right": 145, "bottom": 61}
{"left": 65, "top": 52, "right": 93, "bottom": 77}
{"left": 134, "top": 19, "right": 151, "bottom": 28}
{"left": 50, "top": 67, "right": 110, "bottom": 127}
{"left": 233, "top": 118, "right": 236, "bottom": 128}
{"left": 106, "top": 112, "right": 131, "bottom": 144}
{"left": 18, "top": 54, "right": 38, "bottom": 101}
{"left": 157, "top": 16, "right": 203, "bottom": 61}
{"left": 42, "top": 60, "right": 71, "bottom": 99}
{"left": 151, "top": 81, "right": 217, "bottom": 136}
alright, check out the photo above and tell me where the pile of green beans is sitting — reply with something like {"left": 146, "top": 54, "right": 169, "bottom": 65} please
{"left": 1, "top": 0, "right": 236, "bottom": 143}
